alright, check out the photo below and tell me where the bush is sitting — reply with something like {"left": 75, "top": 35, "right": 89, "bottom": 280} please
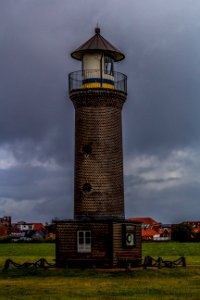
{"left": 171, "top": 224, "right": 194, "bottom": 242}
{"left": 0, "top": 236, "right": 12, "bottom": 243}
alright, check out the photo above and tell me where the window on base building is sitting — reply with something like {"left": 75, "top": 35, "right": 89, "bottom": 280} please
{"left": 77, "top": 230, "right": 91, "bottom": 253}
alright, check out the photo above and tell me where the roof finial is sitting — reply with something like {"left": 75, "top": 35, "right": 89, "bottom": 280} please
{"left": 95, "top": 26, "right": 100, "bottom": 35}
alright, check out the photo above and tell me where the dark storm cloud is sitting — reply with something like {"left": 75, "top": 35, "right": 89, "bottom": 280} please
{"left": 0, "top": 0, "right": 75, "bottom": 165}
{"left": 125, "top": 179, "right": 200, "bottom": 223}
{"left": 123, "top": 4, "right": 200, "bottom": 155}
{"left": 0, "top": 162, "right": 73, "bottom": 221}
{"left": 0, "top": 164, "right": 66, "bottom": 200}
{"left": 0, "top": 0, "right": 200, "bottom": 222}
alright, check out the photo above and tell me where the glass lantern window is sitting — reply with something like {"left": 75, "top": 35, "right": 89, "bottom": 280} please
{"left": 104, "top": 56, "right": 114, "bottom": 76}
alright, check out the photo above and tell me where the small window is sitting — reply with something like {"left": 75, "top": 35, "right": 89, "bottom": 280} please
{"left": 82, "top": 183, "right": 92, "bottom": 193}
{"left": 77, "top": 231, "right": 91, "bottom": 253}
{"left": 83, "top": 145, "right": 92, "bottom": 156}
{"left": 104, "top": 56, "right": 114, "bottom": 75}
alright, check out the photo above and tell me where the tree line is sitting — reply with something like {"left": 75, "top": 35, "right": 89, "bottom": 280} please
{"left": 172, "top": 224, "right": 200, "bottom": 242}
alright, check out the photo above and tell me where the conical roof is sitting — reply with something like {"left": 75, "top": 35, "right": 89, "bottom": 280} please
{"left": 71, "top": 28, "right": 125, "bottom": 62}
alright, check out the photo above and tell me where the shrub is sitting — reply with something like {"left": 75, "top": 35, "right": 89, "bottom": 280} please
{"left": 0, "top": 236, "right": 12, "bottom": 243}
{"left": 171, "top": 224, "right": 194, "bottom": 242}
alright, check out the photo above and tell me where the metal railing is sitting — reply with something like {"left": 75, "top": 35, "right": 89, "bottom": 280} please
{"left": 69, "top": 70, "right": 127, "bottom": 93}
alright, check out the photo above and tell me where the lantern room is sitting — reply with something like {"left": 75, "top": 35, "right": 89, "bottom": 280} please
{"left": 69, "top": 27, "right": 127, "bottom": 91}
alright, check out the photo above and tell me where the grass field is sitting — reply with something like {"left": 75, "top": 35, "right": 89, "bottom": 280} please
{"left": 0, "top": 243, "right": 55, "bottom": 267}
{"left": 142, "top": 241, "right": 200, "bottom": 265}
{"left": 0, "top": 242, "right": 199, "bottom": 299}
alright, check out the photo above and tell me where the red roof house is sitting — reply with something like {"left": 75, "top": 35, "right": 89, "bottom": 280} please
{"left": 129, "top": 217, "right": 162, "bottom": 241}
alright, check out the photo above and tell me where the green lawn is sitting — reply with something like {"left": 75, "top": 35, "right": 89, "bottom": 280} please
{"left": 1, "top": 241, "right": 200, "bottom": 267}
{"left": 0, "top": 242, "right": 199, "bottom": 299}
{"left": 0, "top": 243, "right": 55, "bottom": 268}
{"left": 142, "top": 241, "right": 200, "bottom": 265}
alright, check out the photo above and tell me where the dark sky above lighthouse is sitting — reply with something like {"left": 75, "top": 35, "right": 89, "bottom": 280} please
{"left": 0, "top": 0, "right": 200, "bottom": 223}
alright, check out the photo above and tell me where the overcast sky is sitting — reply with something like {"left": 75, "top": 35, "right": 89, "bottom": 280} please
{"left": 0, "top": 0, "right": 200, "bottom": 223}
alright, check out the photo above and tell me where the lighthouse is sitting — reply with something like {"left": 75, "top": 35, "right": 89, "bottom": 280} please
{"left": 70, "top": 27, "right": 126, "bottom": 220}
{"left": 56, "top": 28, "right": 141, "bottom": 268}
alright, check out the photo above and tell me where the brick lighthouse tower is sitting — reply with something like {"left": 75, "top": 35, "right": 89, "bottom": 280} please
{"left": 56, "top": 28, "right": 141, "bottom": 268}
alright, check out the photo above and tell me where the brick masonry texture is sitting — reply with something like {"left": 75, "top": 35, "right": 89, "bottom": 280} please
{"left": 70, "top": 89, "right": 127, "bottom": 220}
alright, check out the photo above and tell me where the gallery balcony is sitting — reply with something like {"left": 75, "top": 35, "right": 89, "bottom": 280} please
{"left": 69, "top": 70, "right": 127, "bottom": 94}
